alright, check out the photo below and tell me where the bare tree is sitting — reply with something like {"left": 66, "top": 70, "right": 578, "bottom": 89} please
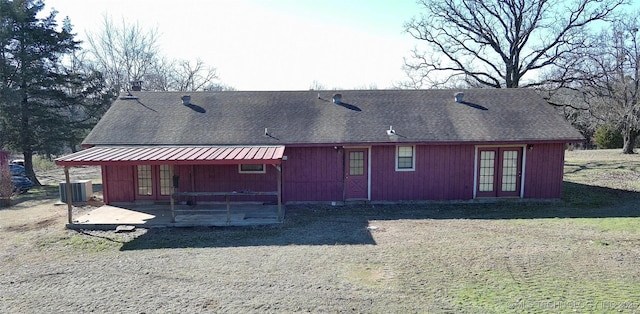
{"left": 404, "top": 0, "right": 625, "bottom": 89}
{"left": 354, "top": 83, "right": 379, "bottom": 90}
{"left": 545, "top": 88, "right": 598, "bottom": 148}
{"left": 204, "top": 82, "right": 236, "bottom": 92}
{"left": 86, "top": 15, "right": 232, "bottom": 93}
{"left": 145, "top": 57, "right": 175, "bottom": 91}
{"left": 86, "top": 15, "right": 160, "bottom": 92}
{"left": 581, "top": 15, "right": 640, "bottom": 154}
{"left": 145, "top": 58, "right": 231, "bottom": 92}
{"left": 307, "top": 80, "right": 347, "bottom": 91}
{"left": 61, "top": 42, "right": 115, "bottom": 152}
{"left": 172, "top": 59, "right": 219, "bottom": 91}
{"left": 309, "top": 80, "right": 327, "bottom": 91}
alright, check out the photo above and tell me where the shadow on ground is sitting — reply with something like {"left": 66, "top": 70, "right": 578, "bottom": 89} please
{"left": 7, "top": 183, "right": 103, "bottom": 208}
{"left": 116, "top": 182, "right": 640, "bottom": 251}
{"left": 5, "top": 185, "right": 59, "bottom": 207}
{"left": 119, "top": 210, "right": 377, "bottom": 250}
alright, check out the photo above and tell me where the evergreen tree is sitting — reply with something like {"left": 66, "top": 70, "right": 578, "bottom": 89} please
{"left": 0, "top": 0, "right": 113, "bottom": 184}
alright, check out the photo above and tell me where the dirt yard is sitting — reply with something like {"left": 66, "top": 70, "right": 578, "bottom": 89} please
{"left": 0, "top": 151, "right": 639, "bottom": 313}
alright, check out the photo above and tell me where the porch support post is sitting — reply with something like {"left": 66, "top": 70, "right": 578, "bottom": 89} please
{"left": 170, "top": 194, "right": 175, "bottom": 223}
{"left": 64, "top": 166, "right": 73, "bottom": 224}
{"left": 276, "top": 164, "right": 282, "bottom": 221}
{"left": 226, "top": 195, "right": 231, "bottom": 225}
{"left": 170, "top": 165, "right": 175, "bottom": 223}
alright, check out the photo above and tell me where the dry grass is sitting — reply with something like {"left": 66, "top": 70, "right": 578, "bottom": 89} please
{"left": 565, "top": 149, "right": 640, "bottom": 192}
{"left": 1, "top": 149, "right": 639, "bottom": 313}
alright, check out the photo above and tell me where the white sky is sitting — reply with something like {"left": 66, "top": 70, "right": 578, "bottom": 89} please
{"left": 44, "top": 0, "right": 421, "bottom": 91}
{"left": 44, "top": 0, "right": 640, "bottom": 91}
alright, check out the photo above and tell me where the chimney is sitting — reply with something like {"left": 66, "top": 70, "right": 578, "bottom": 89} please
{"left": 332, "top": 93, "right": 342, "bottom": 104}
{"left": 181, "top": 95, "right": 191, "bottom": 105}
{"left": 454, "top": 92, "right": 464, "bottom": 103}
{"left": 131, "top": 81, "right": 142, "bottom": 91}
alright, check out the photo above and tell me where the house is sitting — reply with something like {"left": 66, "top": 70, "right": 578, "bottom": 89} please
{"left": 55, "top": 89, "right": 584, "bottom": 207}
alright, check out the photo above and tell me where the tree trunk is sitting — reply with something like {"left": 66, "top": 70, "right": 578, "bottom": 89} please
{"left": 22, "top": 150, "right": 42, "bottom": 186}
{"left": 0, "top": 152, "right": 12, "bottom": 207}
{"left": 621, "top": 128, "right": 638, "bottom": 154}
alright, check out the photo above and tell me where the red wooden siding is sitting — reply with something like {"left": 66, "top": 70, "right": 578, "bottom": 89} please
{"left": 174, "top": 165, "right": 193, "bottom": 197}
{"left": 189, "top": 165, "right": 278, "bottom": 202}
{"left": 102, "top": 165, "right": 135, "bottom": 203}
{"left": 0, "top": 151, "right": 8, "bottom": 175}
{"left": 281, "top": 147, "right": 344, "bottom": 202}
{"left": 523, "top": 143, "right": 566, "bottom": 198}
{"left": 99, "top": 143, "right": 568, "bottom": 204}
{"left": 370, "top": 144, "right": 476, "bottom": 201}
{"left": 104, "top": 164, "right": 278, "bottom": 203}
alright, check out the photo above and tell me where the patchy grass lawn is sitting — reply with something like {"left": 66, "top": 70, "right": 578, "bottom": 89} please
{"left": 564, "top": 149, "right": 640, "bottom": 192}
{"left": 1, "top": 149, "right": 639, "bottom": 313}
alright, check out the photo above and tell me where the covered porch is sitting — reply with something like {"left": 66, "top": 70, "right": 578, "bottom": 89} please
{"left": 66, "top": 202, "right": 282, "bottom": 230}
{"left": 55, "top": 145, "right": 286, "bottom": 228}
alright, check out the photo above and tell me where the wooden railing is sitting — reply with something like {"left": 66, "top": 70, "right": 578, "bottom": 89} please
{"left": 170, "top": 191, "right": 281, "bottom": 224}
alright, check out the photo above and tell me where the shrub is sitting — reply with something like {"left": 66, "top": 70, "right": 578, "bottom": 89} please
{"left": 594, "top": 125, "right": 623, "bottom": 149}
{"left": 32, "top": 155, "right": 57, "bottom": 172}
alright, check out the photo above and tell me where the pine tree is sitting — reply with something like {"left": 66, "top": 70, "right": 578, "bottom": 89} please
{"left": 0, "top": 0, "right": 113, "bottom": 184}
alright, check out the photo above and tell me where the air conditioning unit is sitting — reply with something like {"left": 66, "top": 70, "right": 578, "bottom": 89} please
{"left": 59, "top": 180, "right": 93, "bottom": 203}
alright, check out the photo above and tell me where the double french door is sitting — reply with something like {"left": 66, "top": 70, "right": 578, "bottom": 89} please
{"left": 135, "top": 165, "right": 173, "bottom": 201}
{"left": 477, "top": 147, "right": 523, "bottom": 198}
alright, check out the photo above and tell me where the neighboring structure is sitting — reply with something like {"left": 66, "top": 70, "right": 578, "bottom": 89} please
{"left": 0, "top": 150, "right": 11, "bottom": 207}
{"left": 0, "top": 151, "right": 8, "bottom": 169}
{"left": 55, "top": 89, "right": 584, "bottom": 205}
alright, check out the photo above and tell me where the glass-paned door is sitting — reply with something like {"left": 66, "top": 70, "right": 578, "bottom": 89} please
{"left": 345, "top": 148, "right": 368, "bottom": 199}
{"left": 137, "top": 165, "right": 153, "bottom": 197}
{"left": 159, "top": 165, "right": 173, "bottom": 196}
{"left": 136, "top": 165, "right": 173, "bottom": 200}
{"left": 476, "top": 147, "right": 522, "bottom": 197}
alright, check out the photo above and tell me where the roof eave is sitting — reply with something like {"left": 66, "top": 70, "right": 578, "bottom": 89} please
{"left": 55, "top": 145, "right": 285, "bottom": 167}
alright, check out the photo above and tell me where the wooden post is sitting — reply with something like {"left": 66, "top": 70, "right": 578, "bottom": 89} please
{"left": 276, "top": 165, "right": 282, "bottom": 221}
{"left": 170, "top": 192, "right": 175, "bottom": 223}
{"left": 170, "top": 165, "right": 175, "bottom": 223}
{"left": 64, "top": 166, "right": 73, "bottom": 224}
{"left": 226, "top": 194, "right": 230, "bottom": 224}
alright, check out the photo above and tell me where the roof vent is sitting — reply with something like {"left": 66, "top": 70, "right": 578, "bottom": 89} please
{"left": 386, "top": 125, "right": 397, "bottom": 136}
{"left": 332, "top": 93, "right": 342, "bottom": 104}
{"left": 181, "top": 95, "right": 191, "bottom": 105}
{"left": 454, "top": 92, "right": 464, "bottom": 103}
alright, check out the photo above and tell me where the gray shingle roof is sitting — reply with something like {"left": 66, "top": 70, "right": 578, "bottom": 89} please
{"left": 82, "top": 89, "right": 584, "bottom": 146}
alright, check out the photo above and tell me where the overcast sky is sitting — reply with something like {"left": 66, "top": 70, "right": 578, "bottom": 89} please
{"left": 44, "top": 0, "right": 421, "bottom": 91}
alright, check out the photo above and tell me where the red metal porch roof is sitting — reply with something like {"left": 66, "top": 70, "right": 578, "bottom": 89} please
{"left": 55, "top": 145, "right": 285, "bottom": 166}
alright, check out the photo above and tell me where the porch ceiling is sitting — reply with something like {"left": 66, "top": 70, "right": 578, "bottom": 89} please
{"left": 55, "top": 145, "right": 285, "bottom": 166}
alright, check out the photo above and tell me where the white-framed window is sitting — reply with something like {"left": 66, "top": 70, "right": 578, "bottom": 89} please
{"left": 395, "top": 145, "right": 415, "bottom": 171}
{"left": 239, "top": 164, "right": 266, "bottom": 174}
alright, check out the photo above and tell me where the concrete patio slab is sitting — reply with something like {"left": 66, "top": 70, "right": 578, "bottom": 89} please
{"left": 66, "top": 203, "right": 283, "bottom": 230}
